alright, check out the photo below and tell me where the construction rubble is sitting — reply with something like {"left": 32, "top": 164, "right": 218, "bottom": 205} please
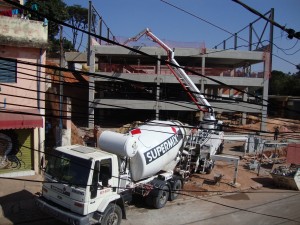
{"left": 270, "top": 164, "right": 300, "bottom": 190}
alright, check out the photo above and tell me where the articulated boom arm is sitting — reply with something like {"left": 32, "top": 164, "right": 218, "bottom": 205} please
{"left": 124, "top": 28, "right": 214, "bottom": 115}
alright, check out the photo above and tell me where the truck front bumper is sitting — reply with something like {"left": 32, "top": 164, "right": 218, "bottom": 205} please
{"left": 35, "top": 196, "right": 90, "bottom": 225}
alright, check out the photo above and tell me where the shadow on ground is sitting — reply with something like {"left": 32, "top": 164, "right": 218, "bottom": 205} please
{"left": 0, "top": 190, "right": 48, "bottom": 224}
{"left": 251, "top": 177, "right": 277, "bottom": 188}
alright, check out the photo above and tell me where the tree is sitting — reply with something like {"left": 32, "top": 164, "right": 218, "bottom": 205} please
{"left": 269, "top": 69, "right": 300, "bottom": 96}
{"left": 24, "top": 0, "right": 69, "bottom": 41}
{"left": 24, "top": 0, "right": 78, "bottom": 55}
{"left": 66, "top": 5, "right": 89, "bottom": 51}
{"left": 296, "top": 64, "right": 300, "bottom": 77}
{"left": 288, "top": 66, "right": 300, "bottom": 95}
{"left": 269, "top": 70, "right": 288, "bottom": 95}
{"left": 48, "top": 38, "right": 75, "bottom": 58}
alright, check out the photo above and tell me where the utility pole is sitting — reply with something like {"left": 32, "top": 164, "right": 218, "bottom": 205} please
{"left": 88, "top": 0, "right": 95, "bottom": 129}
{"left": 58, "top": 25, "right": 64, "bottom": 146}
{"left": 87, "top": 0, "right": 92, "bottom": 66}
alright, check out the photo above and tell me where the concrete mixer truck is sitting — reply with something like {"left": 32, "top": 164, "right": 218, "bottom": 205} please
{"left": 36, "top": 120, "right": 223, "bottom": 225}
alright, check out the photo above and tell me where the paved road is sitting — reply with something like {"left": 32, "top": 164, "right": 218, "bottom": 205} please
{"left": 1, "top": 188, "right": 299, "bottom": 225}
{"left": 122, "top": 190, "right": 300, "bottom": 225}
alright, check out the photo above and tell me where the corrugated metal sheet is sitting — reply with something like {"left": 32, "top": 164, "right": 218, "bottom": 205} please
{"left": 0, "top": 129, "right": 32, "bottom": 173}
{"left": 17, "top": 129, "right": 32, "bottom": 170}
{"left": 287, "top": 143, "right": 300, "bottom": 164}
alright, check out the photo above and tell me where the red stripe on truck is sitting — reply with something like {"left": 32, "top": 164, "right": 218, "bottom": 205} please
{"left": 131, "top": 128, "right": 141, "bottom": 135}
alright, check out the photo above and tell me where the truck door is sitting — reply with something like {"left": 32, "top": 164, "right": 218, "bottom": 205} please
{"left": 90, "top": 159, "right": 112, "bottom": 198}
{"left": 89, "top": 159, "right": 113, "bottom": 213}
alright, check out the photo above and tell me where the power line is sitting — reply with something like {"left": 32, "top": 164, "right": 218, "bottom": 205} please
{"left": 232, "top": 0, "right": 300, "bottom": 40}
{"left": 1, "top": 56, "right": 300, "bottom": 130}
{"left": 2, "top": 72, "right": 299, "bottom": 130}
{"left": 4, "top": 0, "right": 299, "bottom": 133}
{"left": 1, "top": 0, "right": 270, "bottom": 106}
{"left": 161, "top": 0, "right": 299, "bottom": 70}
{"left": 5, "top": 0, "right": 300, "bottom": 132}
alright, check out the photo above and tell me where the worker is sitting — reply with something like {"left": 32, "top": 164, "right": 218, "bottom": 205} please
{"left": 274, "top": 127, "right": 279, "bottom": 140}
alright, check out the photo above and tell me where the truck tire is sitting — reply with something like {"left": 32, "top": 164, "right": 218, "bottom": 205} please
{"left": 152, "top": 185, "right": 169, "bottom": 209}
{"left": 169, "top": 179, "right": 182, "bottom": 201}
{"left": 101, "top": 203, "right": 122, "bottom": 225}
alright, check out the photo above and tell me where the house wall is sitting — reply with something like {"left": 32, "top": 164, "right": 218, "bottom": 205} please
{"left": 0, "top": 45, "right": 46, "bottom": 111}
{"left": 0, "top": 5, "right": 47, "bottom": 175}
{"left": 0, "top": 14, "right": 48, "bottom": 48}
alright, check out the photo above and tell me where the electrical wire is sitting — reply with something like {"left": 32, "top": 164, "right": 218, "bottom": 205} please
{"left": 161, "top": 0, "right": 299, "bottom": 70}
{"left": 3, "top": 0, "right": 300, "bottom": 124}
{"left": 2, "top": 56, "right": 300, "bottom": 130}
{"left": 232, "top": 0, "right": 300, "bottom": 40}
{"left": 0, "top": 0, "right": 274, "bottom": 107}
{"left": 0, "top": 58, "right": 300, "bottom": 133}
{"left": 2, "top": 51, "right": 300, "bottom": 121}
{"left": 1, "top": 1, "right": 298, "bottom": 134}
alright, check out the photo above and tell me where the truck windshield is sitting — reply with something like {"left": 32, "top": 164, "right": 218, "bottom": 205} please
{"left": 45, "top": 150, "right": 92, "bottom": 188}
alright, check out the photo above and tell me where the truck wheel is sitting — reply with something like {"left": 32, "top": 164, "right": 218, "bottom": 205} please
{"left": 169, "top": 179, "right": 182, "bottom": 201}
{"left": 153, "top": 185, "right": 169, "bottom": 209}
{"left": 101, "top": 203, "right": 122, "bottom": 225}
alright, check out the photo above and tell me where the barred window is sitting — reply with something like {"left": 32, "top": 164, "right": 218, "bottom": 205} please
{"left": 0, "top": 59, "right": 17, "bottom": 83}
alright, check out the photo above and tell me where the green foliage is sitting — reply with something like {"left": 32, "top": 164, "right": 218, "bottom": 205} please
{"left": 66, "top": 5, "right": 89, "bottom": 51}
{"left": 24, "top": 0, "right": 69, "bottom": 41}
{"left": 269, "top": 68, "right": 300, "bottom": 96}
{"left": 48, "top": 38, "right": 75, "bottom": 56}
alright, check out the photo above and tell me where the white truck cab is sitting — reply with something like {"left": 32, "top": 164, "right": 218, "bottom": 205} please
{"left": 36, "top": 145, "right": 126, "bottom": 225}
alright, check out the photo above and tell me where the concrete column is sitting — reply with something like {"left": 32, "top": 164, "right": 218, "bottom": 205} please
{"left": 155, "top": 55, "right": 161, "bottom": 120}
{"left": 230, "top": 69, "right": 235, "bottom": 77}
{"left": 199, "top": 56, "right": 206, "bottom": 121}
{"left": 242, "top": 87, "right": 248, "bottom": 125}
{"left": 218, "top": 87, "right": 222, "bottom": 100}
{"left": 261, "top": 51, "right": 270, "bottom": 132}
{"left": 62, "top": 97, "right": 71, "bottom": 146}
{"left": 229, "top": 88, "right": 234, "bottom": 98}
{"left": 156, "top": 55, "right": 161, "bottom": 74}
{"left": 88, "top": 48, "right": 95, "bottom": 128}
{"left": 210, "top": 88, "right": 214, "bottom": 99}
{"left": 219, "top": 68, "right": 223, "bottom": 101}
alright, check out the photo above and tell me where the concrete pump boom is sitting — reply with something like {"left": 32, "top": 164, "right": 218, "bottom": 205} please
{"left": 124, "top": 28, "right": 217, "bottom": 126}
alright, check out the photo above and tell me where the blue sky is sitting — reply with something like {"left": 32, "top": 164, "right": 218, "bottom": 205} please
{"left": 64, "top": 0, "right": 300, "bottom": 74}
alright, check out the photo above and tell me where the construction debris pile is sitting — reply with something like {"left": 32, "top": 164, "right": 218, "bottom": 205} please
{"left": 271, "top": 165, "right": 299, "bottom": 177}
{"left": 242, "top": 147, "right": 287, "bottom": 170}
{"left": 270, "top": 164, "right": 300, "bottom": 190}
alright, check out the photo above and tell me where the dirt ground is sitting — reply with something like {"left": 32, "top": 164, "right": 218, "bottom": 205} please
{"left": 183, "top": 116, "right": 300, "bottom": 197}
{"left": 183, "top": 141, "right": 276, "bottom": 197}
{"left": 227, "top": 117, "right": 300, "bottom": 141}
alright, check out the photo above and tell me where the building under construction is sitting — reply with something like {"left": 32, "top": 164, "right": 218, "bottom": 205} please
{"left": 66, "top": 34, "right": 270, "bottom": 129}
{"left": 65, "top": 4, "right": 275, "bottom": 130}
